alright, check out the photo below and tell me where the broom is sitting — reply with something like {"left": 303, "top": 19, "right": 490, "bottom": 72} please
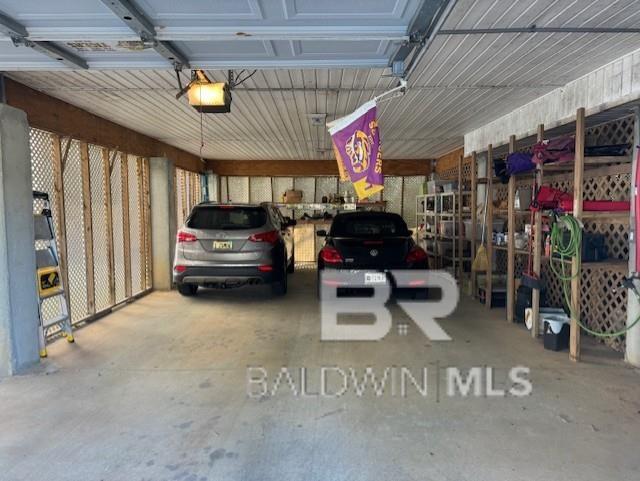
{"left": 472, "top": 187, "right": 489, "bottom": 271}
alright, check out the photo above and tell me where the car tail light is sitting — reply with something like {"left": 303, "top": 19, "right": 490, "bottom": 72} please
{"left": 249, "top": 230, "right": 279, "bottom": 244}
{"left": 174, "top": 265, "right": 187, "bottom": 273}
{"left": 258, "top": 265, "right": 273, "bottom": 272}
{"left": 406, "top": 246, "right": 428, "bottom": 263}
{"left": 177, "top": 230, "right": 197, "bottom": 243}
{"left": 320, "top": 245, "right": 343, "bottom": 264}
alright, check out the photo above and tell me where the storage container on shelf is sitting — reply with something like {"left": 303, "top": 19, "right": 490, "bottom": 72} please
{"left": 463, "top": 219, "right": 505, "bottom": 240}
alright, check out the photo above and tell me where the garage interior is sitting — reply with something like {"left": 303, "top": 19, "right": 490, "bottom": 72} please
{"left": 1, "top": 1, "right": 640, "bottom": 480}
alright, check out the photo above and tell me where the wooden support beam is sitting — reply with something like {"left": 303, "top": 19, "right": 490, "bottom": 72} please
{"left": 486, "top": 144, "right": 494, "bottom": 309}
{"left": 208, "top": 158, "right": 432, "bottom": 177}
{"left": 531, "top": 124, "right": 545, "bottom": 339}
{"left": 80, "top": 142, "right": 95, "bottom": 315}
{"left": 470, "top": 151, "right": 477, "bottom": 297}
{"left": 101, "top": 148, "right": 116, "bottom": 306}
{"left": 51, "top": 134, "right": 71, "bottom": 311}
{"left": 121, "top": 153, "right": 132, "bottom": 299}
{"left": 507, "top": 135, "right": 516, "bottom": 322}
{"left": 570, "top": 108, "right": 585, "bottom": 362}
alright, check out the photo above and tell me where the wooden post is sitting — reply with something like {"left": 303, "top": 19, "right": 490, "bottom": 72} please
{"left": 121, "top": 153, "right": 132, "bottom": 299}
{"left": 486, "top": 144, "right": 494, "bottom": 309}
{"left": 102, "top": 148, "right": 116, "bottom": 306}
{"left": 470, "top": 151, "right": 477, "bottom": 297}
{"left": 570, "top": 108, "right": 585, "bottom": 361}
{"left": 531, "top": 125, "right": 545, "bottom": 338}
{"left": 136, "top": 157, "right": 146, "bottom": 293}
{"left": 457, "top": 154, "right": 464, "bottom": 282}
{"left": 51, "top": 135, "right": 71, "bottom": 310}
{"left": 507, "top": 135, "right": 516, "bottom": 322}
{"left": 80, "top": 142, "right": 95, "bottom": 315}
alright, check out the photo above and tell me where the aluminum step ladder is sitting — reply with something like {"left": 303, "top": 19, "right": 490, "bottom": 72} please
{"left": 33, "top": 190, "right": 73, "bottom": 357}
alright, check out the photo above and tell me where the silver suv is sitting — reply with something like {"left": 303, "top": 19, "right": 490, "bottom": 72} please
{"left": 173, "top": 202, "right": 295, "bottom": 296}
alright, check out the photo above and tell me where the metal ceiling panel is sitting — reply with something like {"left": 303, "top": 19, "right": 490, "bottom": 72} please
{"left": 4, "top": 1, "right": 640, "bottom": 161}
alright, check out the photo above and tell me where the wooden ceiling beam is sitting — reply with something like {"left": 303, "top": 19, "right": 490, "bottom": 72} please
{"left": 4, "top": 78, "right": 204, "bottom": 173}
{"left": 207, "top": 158, "right": 432, "bottom": 177}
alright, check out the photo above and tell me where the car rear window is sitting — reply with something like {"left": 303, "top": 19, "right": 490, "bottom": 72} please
{"left": 187, "top": 206, "right": 267, "bottom": 230}
{"left": 330, "top": 214, "right": 409, "bottom": 237}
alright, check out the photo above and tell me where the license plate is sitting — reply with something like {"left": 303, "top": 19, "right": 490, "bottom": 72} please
{"left": 213, "top": 241, "right": 233, "bottom": 250}
{"left": 364, "top": 272, "right": 387, "bottom": 285}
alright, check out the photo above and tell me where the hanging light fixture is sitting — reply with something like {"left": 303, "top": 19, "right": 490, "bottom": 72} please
{"left": 187, "top": 79, "right": 231, "bottom": 113}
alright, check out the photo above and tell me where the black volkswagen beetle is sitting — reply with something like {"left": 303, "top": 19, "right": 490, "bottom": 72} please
{"left": 316, "top": 211, "right": 429, "bottom": 299}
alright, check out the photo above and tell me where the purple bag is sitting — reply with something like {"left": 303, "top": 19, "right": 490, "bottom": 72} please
{"left": 532, "top": 136, "right": 575, "bottom": 164}
{"left": 506, "top": 152, "right": 535, "bottom": 175}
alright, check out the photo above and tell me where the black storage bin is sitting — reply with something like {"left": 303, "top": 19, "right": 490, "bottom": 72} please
{"left": 543, "top": 322, "right": 570, "bottom": 351}
{"left": 515, "top": 285, "right": 546, "bottom": 323}
{"left": 561, "top": 231, "right": 608, "bottom": 262}
{"left": 478, "top": 288, "right": 506, "bottom": 307}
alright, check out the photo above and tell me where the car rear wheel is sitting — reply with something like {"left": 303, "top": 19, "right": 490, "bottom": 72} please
{"left": 271, "top": 263, "right": 288, "bottom": 296}
{"left": 177, "top": 283, "right": 198, "bottom": 296}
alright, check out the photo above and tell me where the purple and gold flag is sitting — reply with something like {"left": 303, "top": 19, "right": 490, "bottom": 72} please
{"left": 328, "top": 100, "right": 384, "bottom": 200}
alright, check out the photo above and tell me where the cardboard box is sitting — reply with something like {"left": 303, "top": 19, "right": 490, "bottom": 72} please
{"left": 283, "top": 189, "right": 303, "bottom": 203}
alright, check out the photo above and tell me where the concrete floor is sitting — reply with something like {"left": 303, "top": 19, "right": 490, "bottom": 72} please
{"left": 1, "top": 270, "right": 639, "bottom": 481}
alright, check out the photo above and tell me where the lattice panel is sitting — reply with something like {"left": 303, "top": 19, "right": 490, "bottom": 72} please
{"left": 227, "top": 176, "right": 249, "bottom": 203}
{"left": 402, "top": 176, "right": 426, "bottom": 229}
{"left": 437, "top": 166, "right": 458, "bottom": 181}
{"left": 249, "top": 177, "right": 272, "bottom": 203}
{"left": 338, "top": 178, "right": 356, "bottom": 200}
{"left": 294, "top": 177, "right": 315, "bottom": 203}
{"left": 383, "top": 176, "right": 402, "bottom": 215}
{"left": 63, "top": 141, "right": 88, "bottom": 323}
{"left": 175, "top": 168, "right": 185, "bottom": 227}
{"left": 585, "top": 116, "right": 634, "bottom": 153}
{"left": 583, "top": 221, "right": 629, "bottom": 261}
{"left": 315, "top": 176, "right": 338, "bottom": 202}
{"left": 580, "top": 265, "right": 627, "bottom": 351}
{"left": 515, "top": 252, "right": 528, "bottom": 278}
{"left": 30, "top": 129, "right": 60, "bottom": 323}
{"left": 541, "top": 262, "right": 565, "bottom": 310}
{"left": 128, "top": 155, "right": 143, "bottom": 295}
{"left": 541, "top": 260, "right": 627, "bottom": 352}
{"left": 111, "top": 154, "right": 126, "bottom": 303}
{"left": 583, "top": 173, "right": 630, "bottom": 201}
{"left": 273, "top": 177, "right": 293, "bottom": 202}
{"left": 220, "top": 176, "right": 228, "bottom": 202}
{"left": 89, "top": 145, "right": 110, "bottom": 312}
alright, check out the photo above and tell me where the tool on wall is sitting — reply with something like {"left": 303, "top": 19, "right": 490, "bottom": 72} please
{"left": 33, "top": 191, "right": 74, "bottom": 357}
{"left": 472, "top": 186, "right": 489, "bottom": 271}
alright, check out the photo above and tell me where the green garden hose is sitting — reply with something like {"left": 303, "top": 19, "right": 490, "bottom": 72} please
{"left": 549, "top": 214, "right": 640, "bottom": 338}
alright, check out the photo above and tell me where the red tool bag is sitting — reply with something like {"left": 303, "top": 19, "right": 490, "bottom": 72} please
{"left": 531, "top": 186, "right": 572, "bottom": 211}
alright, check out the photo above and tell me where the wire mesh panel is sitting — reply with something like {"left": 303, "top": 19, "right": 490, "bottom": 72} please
{"left": 89, "top": 144, "right": 111, "bottom": 312}
{"left": 294, "top": 177, "right": 315, "bottom": 203}
{"left": 250, "top": 177, "right": 272, "bottom": 203}
{"left": 220, "top": 176, "right": 229, "bottom": 202}
{"left": 338, "top": 179, "right": 356, "bottom": 200}
{"left": 383, "top": 176, "right": 402, "bottom": 216}
{"left": 315, "top": 176, "right": 338, "bottom": 202}
{"left": 175, "top": 168, "right": 186, "bottom": 228}
{"left": 272, "top": 177, "right": 293, "bottom": 202}
{"left": 30, "top": 129, "right": 60, "bottom": 322}
{"left": 402, "top": 176, "right": 426, "bottom": 229}
{"left": 128, "top": 155, "right": 143, "bottom": 295}
{"left": 228, "top": 176, "right": 249, "bottom": 203}
{"left": 63, "top": 140, "right": 88, "bottom": 323}
{"left": 111, "top": 153, "right": 126, "bottom": 303}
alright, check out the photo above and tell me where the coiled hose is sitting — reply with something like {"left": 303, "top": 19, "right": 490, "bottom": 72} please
{"left": 549, "top": 214, "right": 640, "bottom": 337}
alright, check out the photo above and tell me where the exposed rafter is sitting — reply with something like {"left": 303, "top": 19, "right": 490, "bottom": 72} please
{"left": 0, "top": 10, "right": 88, "bottom": 69}
{"left": 99, "top": 0, "right": 190, "bottom": 69}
